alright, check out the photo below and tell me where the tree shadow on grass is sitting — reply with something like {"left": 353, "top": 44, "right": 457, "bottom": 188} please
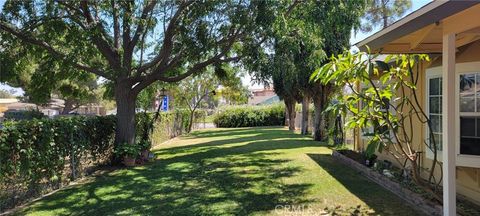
{"left": 157, "top": 127, "right": 321, "bottom": 157}
{"left": 17, "top": 129, "right": 316, "bottom": 216}
{"left": 306, "top": 153, "right": 425, "bottom": 216}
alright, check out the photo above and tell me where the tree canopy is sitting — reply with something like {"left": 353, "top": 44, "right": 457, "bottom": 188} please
{"left": 247, "top": 0, "right": 365, "bottom": 137}
{"left": 0, "top": 0, "right": 285, "bottom": 145}
{"left": 0, "top": 41, "right": 99, "bottom": 112}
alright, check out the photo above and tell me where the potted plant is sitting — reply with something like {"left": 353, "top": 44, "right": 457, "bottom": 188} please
{"left": 115, "top": 143, "right": 140, "bottom": 167}
{"left": 138, "top": 140, "right": 152, "bottom": 161}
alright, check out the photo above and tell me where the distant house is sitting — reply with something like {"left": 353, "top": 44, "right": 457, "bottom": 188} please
{"left": 248, "top": 88, "right": 279, "bottom": 105}
{"left": 354, "top": 1, "right": 480, "bottom": 214}
{"left": 0, "top": 98, "right": 37, "bottom": 120}
{"left": 0, "top": 98, "right": 106, "bottom": 119}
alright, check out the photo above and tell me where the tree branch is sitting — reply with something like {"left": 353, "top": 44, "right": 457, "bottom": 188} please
{"left": 112, "top": 0, "right": 120, "bottom": 49}
{"left": 285, "top": 0, "right": 301, "bottom": 17}
{"left": 0, "top": 21, "right": 110, "bottom": 79}
{"left": 132, "top": 22, "right": 243, "bottom": 94}
{"left": 122, "top": 1, "right": 133, "bottom": 72}
{"left": 79, "top": 0, "right": 122, "bottom": 71}
{"left": 129, "top": 1, "right": 157, "bottom": 51}
{"left": 135, "top": 0, "right": 194, "bottom": 74}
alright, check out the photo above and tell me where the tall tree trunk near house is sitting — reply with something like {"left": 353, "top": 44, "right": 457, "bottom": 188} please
{"left": 313, "top": 85, "right": 332, "bottom": 141}
{"left": 301, "top": 96, "right": 310, "bottom": 135}
{"left": 62, "top": 99, "right": 75, "bottom": 114}
{"left": 284, "top": 98, "right": 296, "bottom": 131}
{"left": 312, "top": 94, "right": 323, "bottom": 141}
{"left": 114, "top": 84, "right": 138, "bottom": 146}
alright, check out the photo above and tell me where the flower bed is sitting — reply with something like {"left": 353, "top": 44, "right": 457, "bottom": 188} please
{"left": 332, "top": 150, "right": 443, "bottom": 216}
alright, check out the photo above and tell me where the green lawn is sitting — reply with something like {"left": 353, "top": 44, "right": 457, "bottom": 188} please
{"left": 16, "top": 127, "right": 422, "bottom": 215}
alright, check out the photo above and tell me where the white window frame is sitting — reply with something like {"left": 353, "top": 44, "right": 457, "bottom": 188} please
{"left": 425, "top": 68, "right": 443, "bottom": 161}
{"left": 425, "top": 62, "right": 480, "bottom": 168}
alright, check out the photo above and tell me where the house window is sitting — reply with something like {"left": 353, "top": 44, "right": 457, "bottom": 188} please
{"left": 428, "top": 77, "right": 443, "bottom": 151}
{"left": 459, "top": 73, "right": 480, "bottom": 156}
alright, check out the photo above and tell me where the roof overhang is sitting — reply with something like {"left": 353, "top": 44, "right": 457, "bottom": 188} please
{"left": 356, "top": 1, "right": 480, "bottom": 54}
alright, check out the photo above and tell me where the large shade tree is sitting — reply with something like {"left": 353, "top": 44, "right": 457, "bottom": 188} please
{"left": 256, "top": 0, "right": 365, "bottom": 138}
{"left": 249, "top": 1, "right": 321, "bottom": 134}
{"left": 248, "top": 0, "right": 364, "bottom": 136}
{"left": 0, "top": 0, "right": 282, "bottom": 145}
{"left": 309, "top": 0, "right": 365, "bottom": 141}
{"left": 270, "top": 40, "right": 302, "bottom": 131}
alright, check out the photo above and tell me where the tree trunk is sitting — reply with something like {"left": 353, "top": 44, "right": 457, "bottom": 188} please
{"left": 284, "top": 98, "right": 296, "bottom": 131}
{"left": 301, "top": 96, "right": 310, "bottom": 135}
{"left": 62, "top": 99, "right": 75, "bottom": 114}
{"left": 382, "top": 0, "right": 388, "bottom": 29}
{"left": 313, "top": 94, "right": 323, "bottom": 141}
{"left": 114, "top": 84, "right": 138, "bottom": 146}
{"left": 285, "top": 105, "right": 290, "bottom": 127}
{"left": 188, "top": 108, "right": 195, "bottom": 133}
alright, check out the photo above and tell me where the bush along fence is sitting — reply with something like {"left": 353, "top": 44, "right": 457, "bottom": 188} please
{"left": 0, "top": 109, "right": 200, "bottom": 212}
{"left": 136, "top": 109, "right": 207, "bottom": 145}
{"left": 0, "top": 115, "right": 116, "bottom": 212}
{"left": 213, "top": 103, "right": 285, "bottom": 128}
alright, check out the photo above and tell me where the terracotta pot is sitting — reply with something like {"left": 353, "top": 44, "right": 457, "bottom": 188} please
{"left": 141, "top": 150, "right": 149, "bottom": 161}
{"left": 123, "top": 156, "right": 136, "bottom": 167}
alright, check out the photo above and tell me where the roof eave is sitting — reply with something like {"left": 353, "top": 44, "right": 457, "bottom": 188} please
{"left": 355, "top": 1, "right": 480, "bottom": 53}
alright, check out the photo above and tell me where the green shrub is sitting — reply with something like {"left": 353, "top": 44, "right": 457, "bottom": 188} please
{"left": 138, "top": 139, "right": 152, "bottom": 151}
{"left": 136, "top": 109, "right": 207, "bottom": 144}
{"left": 3, "top": 109, "right": 45, "bottom": 121}
{"left": 115, "top": 143, "right": 141, "bottom": 157}
{"left": 0, "top": 109, "right": 197, "bottom": 211}
{"left": 0, "top": 115, "right": 116, "bottom": 211}
{"left": 0, "top": 109, "right": 199, "bottom": 188}
{"left": 0, "top": 115, "right": 116, "bottom": 185}
{"left": 213, "top": 103, "right": 285, "bottom": 128}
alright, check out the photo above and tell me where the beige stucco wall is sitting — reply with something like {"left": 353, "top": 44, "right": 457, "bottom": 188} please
{"left": 354, "top": 41, "right": 480, "bottom": 204}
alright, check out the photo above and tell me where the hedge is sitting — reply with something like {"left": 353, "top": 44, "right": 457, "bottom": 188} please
{"left": 0, "top": 109, "right": 204, "bottom": 212}
{"left": 136, "top": 109, "right": 207, "bottom": 144}
{"left": 3, "top": 109, "right": 45, "bottom": 121}
{"left": 213, "top": 103, "right": 285, "bottom": 128}
{"left": 0, "top": 115, "right": 116, "bottom": 211}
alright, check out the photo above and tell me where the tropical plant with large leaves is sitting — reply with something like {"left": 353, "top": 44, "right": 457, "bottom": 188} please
{"left": 313, "top": 51, "right": 442, "bottom": 202}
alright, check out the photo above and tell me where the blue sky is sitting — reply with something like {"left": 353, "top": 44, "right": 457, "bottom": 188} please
{"left": 0, "top": 0, "right": 432, "bottom": 95}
